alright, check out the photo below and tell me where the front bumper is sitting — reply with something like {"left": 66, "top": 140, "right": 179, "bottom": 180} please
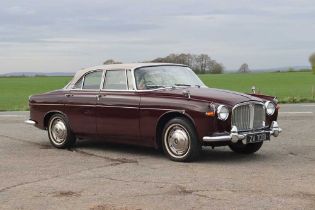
{"left": 203, "top": 121, "right": 282, "bottom": 144}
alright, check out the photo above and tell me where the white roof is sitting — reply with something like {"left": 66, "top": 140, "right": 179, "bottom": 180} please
{"left": 66, "top": 63, "right": 186, "bottom": 89}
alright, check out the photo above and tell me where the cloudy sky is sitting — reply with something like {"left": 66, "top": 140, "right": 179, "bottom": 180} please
{"left": 0, "top": 0, "right": 314, "bottom": 73}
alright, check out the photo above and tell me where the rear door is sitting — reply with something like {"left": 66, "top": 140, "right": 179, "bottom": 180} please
{"left": 65, "top": 70, "right": 103, "bottom": 136}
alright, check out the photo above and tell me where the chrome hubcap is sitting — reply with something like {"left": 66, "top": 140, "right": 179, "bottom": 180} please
{"left": 165, "top": 124, "right": 190, "bottom": 157}
{"left": 49, "top": 117, "right": 67, "bottom": 145}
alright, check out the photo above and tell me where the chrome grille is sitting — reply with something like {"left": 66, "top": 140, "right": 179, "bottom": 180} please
{"left": 232, "top": 102, "right": 265, "bottom": 131}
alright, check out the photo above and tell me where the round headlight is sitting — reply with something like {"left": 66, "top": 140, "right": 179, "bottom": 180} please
{"left": 265, "top": 101, "right": 276, "bottom": 115}
{"left": 217, "top": 105, "right": 229, "bottom": 121}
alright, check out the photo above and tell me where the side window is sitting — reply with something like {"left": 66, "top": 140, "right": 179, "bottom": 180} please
{"left": 127, "top": 70, "right": 135, "bottom": 90}
{"left": 72, "top": 77, "right": 83, "bottom": 89}
{"left": 103, "top": 70, "right": 127, "bottom": 90}
{"left": 82, "top": 71, "right": 103, "bottom": 90}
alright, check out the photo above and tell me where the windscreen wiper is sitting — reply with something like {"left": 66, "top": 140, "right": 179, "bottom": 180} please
{"left": 174, "top": 83, "right": 191, "bottom": 87}
{"left": 174, "top": 84, "right": 202, "bottom": 88}
{"left": 146, "top": 84, "right": 168, "bottom": 89}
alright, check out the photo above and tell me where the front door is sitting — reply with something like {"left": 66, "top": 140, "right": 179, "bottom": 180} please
{"left": 96, "top": 69, "right": 141, "bottom": 143}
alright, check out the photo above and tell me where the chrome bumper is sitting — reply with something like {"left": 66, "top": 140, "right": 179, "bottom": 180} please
{"left": 203, "top": 121, "right": 282, "bottom": 143}
{"left": 24, "top": 119, "right": 36, "bottom": 125}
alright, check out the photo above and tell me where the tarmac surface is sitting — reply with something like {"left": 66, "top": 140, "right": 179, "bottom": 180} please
{"left": 0, "top": 104, "right": 315, "bottom": 210}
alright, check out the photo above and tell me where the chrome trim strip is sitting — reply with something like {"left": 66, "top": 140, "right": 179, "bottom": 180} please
{"left": 96, "top": 105, "right": 138, "bottom": 109}
{"left": 65, "top": 104, "right": 96, "bottom": 107}
{"left": 140, "top": 108, "right": 185, "bottom": 112}
{"left": 100, "top": 89, "right": 136, "bottom": 92}
{"left": 30, "top": 103, "right": 63, "bottom": 106}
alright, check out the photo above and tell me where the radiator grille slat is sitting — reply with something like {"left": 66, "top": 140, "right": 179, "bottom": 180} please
{"left": 232, "top": 103, "right": 265, "bottom": 131}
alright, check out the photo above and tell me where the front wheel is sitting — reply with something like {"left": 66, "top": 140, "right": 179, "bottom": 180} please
{"left": 48, "top": 114, "right": 76, "bottom": 149}
{"left": 229, "top": 141, "right": 263, "bottom": 154}
{"left": 162, "top": 117, "right": 201, "bottom": 162}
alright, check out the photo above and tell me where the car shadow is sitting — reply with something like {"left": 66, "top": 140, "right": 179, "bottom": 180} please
{"left": 75, "top": 138, "right": 163, "bottom": 157}
{"left": 73, "top": 138, "right": 269, "bottom": 163}
{"left": 199, "top": 148, "right": 268, "bottom": 163}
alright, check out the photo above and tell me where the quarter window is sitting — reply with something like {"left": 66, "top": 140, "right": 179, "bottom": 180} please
{"left": 103, "top": 70, "right": 127, "bottom": 90}
{"left": 82, "top": 71, "right": 103, "bottom": 89}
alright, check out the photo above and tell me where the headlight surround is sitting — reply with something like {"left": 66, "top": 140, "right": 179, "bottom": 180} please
{"left": 217, "top": 105, "right": 229, "bottom": 121}
{"left": 265, "top": 101, "right": 276, "bottom": 115}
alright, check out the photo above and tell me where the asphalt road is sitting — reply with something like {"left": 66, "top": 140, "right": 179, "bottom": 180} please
{"left": 0, "top": 104, "right": 315, "bottom": 210}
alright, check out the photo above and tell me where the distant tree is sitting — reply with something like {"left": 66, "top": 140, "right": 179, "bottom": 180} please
{"left": 103, "top": 59, "right": 122, "bottom": 65}
{"left": 35, "top": 74, "right": 47, "bottom": 77}
{"left": 288, "top": 67, "right": 295, "bottom": 72}
{"left": 238, "top": 63, "right": 250, "bottom": 73}
{"left": 149, "top": 53, "right": 224, "bottom": 74}
{"left": 309, "top": 52, "right": 315, "bottom": 74}
{"left": 210, "top": 62, "right": 224, "bottom": 74}
{"left": 195, "top": 54, "right": 211, "bottom": 73}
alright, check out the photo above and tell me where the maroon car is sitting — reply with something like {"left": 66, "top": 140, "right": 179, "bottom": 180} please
{"left": 25, "top": 63, "right": 282, "bottom": 161}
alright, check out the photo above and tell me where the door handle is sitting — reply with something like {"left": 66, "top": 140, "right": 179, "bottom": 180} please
{"left": 65, "top": 94, "right": 73, "bottom": 97}
{"left": 97, "top": 94, "right": 102, "bottom": 100}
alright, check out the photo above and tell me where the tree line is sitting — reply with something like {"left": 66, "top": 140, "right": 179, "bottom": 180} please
{"left": 149, "top": 53, "right": 224, "bottom": 74}
{"left": 104, "top": 53, "right": 225, "bottom": 74}
{"left": 104, "top": 52, "right": 315, "bottom": 74}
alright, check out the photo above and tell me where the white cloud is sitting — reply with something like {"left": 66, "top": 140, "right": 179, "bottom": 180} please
{"left": 5, "top": 6, "right": 35, "bottom": 16}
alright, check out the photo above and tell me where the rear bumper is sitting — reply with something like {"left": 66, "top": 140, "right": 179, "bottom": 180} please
{"left": 203, "top": 121, "right": 282, "bottom": 143}
{"left": 24, "top": 119, "right": 36, "bottom": 126}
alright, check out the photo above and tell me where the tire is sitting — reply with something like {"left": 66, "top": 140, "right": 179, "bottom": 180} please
{"left": 47, "top": 113, "right": 76, "bottom": 149}
{"left": 229, "top": 141, "right": 263, "bottom": 154}
{"left": 162, "top": 117, "right": 201, "bottom": 162}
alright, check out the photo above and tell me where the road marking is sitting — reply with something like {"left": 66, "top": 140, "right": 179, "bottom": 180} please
{"left": 280, "top": 112, "right": 313, "bottom": 114}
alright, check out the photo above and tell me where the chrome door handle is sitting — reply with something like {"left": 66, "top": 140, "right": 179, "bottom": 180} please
{"left": 65, "top": 94, "right": 73, "bottom": 97}
{"left": 97, "top": 94, "right": 102, "bottom": 100}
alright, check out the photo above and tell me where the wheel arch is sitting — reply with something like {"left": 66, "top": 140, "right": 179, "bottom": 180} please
{"left": 155, "top": 111, "right": 197, "bottom": 149}
{"left": 43, "top": 110, "right": 68, "bottom": 129}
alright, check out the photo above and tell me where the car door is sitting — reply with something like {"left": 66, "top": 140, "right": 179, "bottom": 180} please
{"left": 96, "top": 69, "right": 141, "bottom": 143}
{"left": 64, "top": 70, "right": 103, "bottom": 137}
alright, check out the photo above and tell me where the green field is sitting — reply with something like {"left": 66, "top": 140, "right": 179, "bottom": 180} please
{"left": 1, "top": 72, "right": 315, "bottom": 111}
{"left": 0, "top": 76, "right": 71, "bottom": 111}
{"left": 199, "top": 72, "right": 315, "bottom": 103}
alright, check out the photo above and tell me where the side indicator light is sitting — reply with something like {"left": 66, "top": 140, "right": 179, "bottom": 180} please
{"left": 205, "top": 111, "right": 215, "bottom": 117}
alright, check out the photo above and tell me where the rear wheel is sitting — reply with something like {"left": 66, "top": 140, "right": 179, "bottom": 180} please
{"left": 48, "top": 114, "right": 76, "bottom": 149}
{"left": 162, "top": 117, "right": 201, "bottom": 162}
{"left": 229, "top": 141, "right": 263, "bottom": 154}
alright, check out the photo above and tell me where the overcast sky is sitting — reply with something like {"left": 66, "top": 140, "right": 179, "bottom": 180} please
{"left": 0, "top": 0, "right": 314, "bottom": 73}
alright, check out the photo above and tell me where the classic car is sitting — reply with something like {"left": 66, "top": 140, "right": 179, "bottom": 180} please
{"left": 25, "top": 63, "right": 282, "bottom": 161}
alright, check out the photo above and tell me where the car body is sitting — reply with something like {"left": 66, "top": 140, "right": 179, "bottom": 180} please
{"left": 26, "top": 63, "right": 282, "bottom": 161}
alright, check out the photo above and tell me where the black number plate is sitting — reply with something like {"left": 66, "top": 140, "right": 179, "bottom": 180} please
{"left": 246, "top": 132, "right": 270, "bottom": 144}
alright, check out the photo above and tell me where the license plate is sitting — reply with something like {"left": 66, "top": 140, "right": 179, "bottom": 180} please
{"left": 246, "top": 132, "right": 269, "bottom": 144}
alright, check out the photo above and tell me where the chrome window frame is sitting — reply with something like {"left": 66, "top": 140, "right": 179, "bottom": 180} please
{"left": 69, "top": 69, "right": 104, "bottom": 92}
{"left": 68, "top": 65, "right": 202, "bottom": 93}
{"left": 101, "top": 69, "right": 131, "bottom": 92}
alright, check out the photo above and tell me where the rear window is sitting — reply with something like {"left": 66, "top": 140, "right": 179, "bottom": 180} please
{"left": 82, "top": 71, "right": 103, "bottom": 89}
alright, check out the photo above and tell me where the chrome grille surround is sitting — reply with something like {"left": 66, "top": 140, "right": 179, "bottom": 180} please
{"left": 232, "top": 102, "right": 266, "bottom": 131}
